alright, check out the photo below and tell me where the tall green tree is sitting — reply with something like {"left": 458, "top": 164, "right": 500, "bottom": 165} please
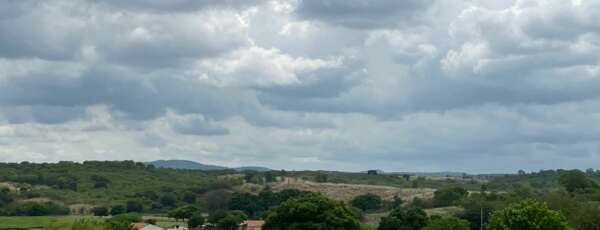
{"left": 264, "top": 193, "right": 361, "bottom": 230}
{"left": 378, "top": 206, "right": 428, "bottom": 230}
{"left": 188, "top": 213, "right": 206, "bottom": 229}
{"left": 487, "top": 200, "right": 571, "bottom": 230}
{"left": 433, "top": 186, "right": 468, "bottom": 207}
{"left": 423, "top": 217, "right": 469, "bottom": 230}
{"left": 558, "top": 170, "right": 596, "bottom": 193}
{"left": 351, "top": 193, "right": 382, "bottom": 212}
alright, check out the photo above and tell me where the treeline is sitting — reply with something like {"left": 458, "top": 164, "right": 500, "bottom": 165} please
{"left": 0, "top": 161, "right": 242, "bottom": 216}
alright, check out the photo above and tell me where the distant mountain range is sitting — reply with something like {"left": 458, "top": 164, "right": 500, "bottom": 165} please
{"left": 147, "top": 160, "right": 272, "bottom": 172}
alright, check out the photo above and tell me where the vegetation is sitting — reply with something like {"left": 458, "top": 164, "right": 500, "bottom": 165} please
{"left": 351, "top": 193, "right": 382, "bottom": 212}
{"left": 377, "top": 206, "right": 428, "bottom": 230}
{"left": 263, "top": 193, "right": 361, "bottom": 230}
{"left": 423, "top": 217, "right": 469, "bottom": 230}
{"left": 487, "top": 200, "right": 571, "bottom": 230}
{"left": 3, "top": 161, "right": 600, "bottom": 230}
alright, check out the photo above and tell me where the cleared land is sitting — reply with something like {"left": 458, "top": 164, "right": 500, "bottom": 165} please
{"left": 271, "top": 177, "right": 435, "bottom": 202}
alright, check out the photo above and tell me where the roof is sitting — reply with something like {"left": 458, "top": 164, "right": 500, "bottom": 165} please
{"left": 240, "top": 220, "right": 265, "bottom": 227}
{"left": 132, "top": 223, "right": 164, "bottom": 230}
{"left": 132, "top": 223, "right": 147, "bottom": 230}
{"left": 142, "top": 224, "right": 164, "bottom": 230}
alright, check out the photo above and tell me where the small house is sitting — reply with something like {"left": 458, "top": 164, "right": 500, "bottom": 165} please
{"left": 132, "top": 223, "right": 163, "bottom": 230}
{"left": 239, "top": 220, "right": 265, "bottom": 230}
{"left": 167, "top": 225, "right": 188, "bottom": 230}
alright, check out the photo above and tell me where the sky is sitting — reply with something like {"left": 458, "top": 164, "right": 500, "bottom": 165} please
{"left": 1, "top": 0, "right": 600, "bottom": 173}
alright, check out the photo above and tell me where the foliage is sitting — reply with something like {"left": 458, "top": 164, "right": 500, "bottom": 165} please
{"left": 0, "top": 161, "right": 240, "bottom": 214}
{"left": 377, "top": 206, "right": 429, "bottom": 230}
{"left": 126, "top": 200, "right": 143, "bottom": 213}
{"left": 423, "top": 217, "right": 469, "bottom": 230}
{"left": 214, "top": 210, "right": 247, "bottom": 230}
{"left": 104, "top": 213, "right": 141, "bottom": 230}
{"left": 559, "top": 170, "right": 597, "bottom": 193}
{"left": 487, "top": 200, "right": 571, "bottom": 230}
{"left": 90, "top": 175, "right": 111, "bottom": 189}
{"left": 263, "top": 193, "right": 361, "bottom": 230}
{"left": 228, "top": 189, "right": 311, "bottom": 218}
{"left": 315, "top": 173, "right": 328, "bottom": 183}
{"left": 110, "top": 204, "right": 126, "bottom": 216}
{"left": 351, "top": 193, "right": 382, "bottom": 212}
{"left": 570, "top": 202, "right": 600, "bottom": 230}
{"left": 169, "top": 205, "right": 198, "bottom": 221}
{"left": 92, "top": 206, "right": 109, "bottom": 216}
{"left": 7, "top": 201, "right": 70, "bottom": 216}
{"left": 433, "top": 186, "right": 468, "bottom": 207}
{"left": 188, "top": 213, "right": 206, "bottom": 228}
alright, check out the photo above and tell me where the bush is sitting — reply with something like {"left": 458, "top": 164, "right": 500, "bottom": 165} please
{"left": 487, "top": 200, "right": 571, "bottom": 230}
{"left": 105, "top": 213, "right": 142, "bottom": 230}
{"left": 188, "top": 214, "right": 205, "bottom": 228}
{"left": 92, "top": 206, "right": 109, "bottom": 216}
{"left": 13, "top": 201, "right": 69, "bottom": 216}
{"left": 110, "top": 204, "right": 126, "bottom": 216}
{"left": 378, "top": 206, "right": 428, "bottom": 230}
{"left": 423, "top": 217, "right": 469, "bottom": 230}
{"left": 351, "top": 193, "right": 382, "bottom": 212}
{"left": 126, "top": 200, "right": 143, "bottom": 213}
{"left": 433, "top": 187, "right": 468, "bottom": 207}
{"left": 264, "top": 193, "right": 360, "bottom": 230}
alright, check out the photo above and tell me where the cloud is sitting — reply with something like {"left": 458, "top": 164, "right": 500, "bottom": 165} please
{"left": 1, "top": 0, "right": 600, "bottom": 172}
{"left": 294, "top": 0, "right": 435, "bottom": 29}
{"left": 167, "top": 113, "right": 229, "bottom": 136}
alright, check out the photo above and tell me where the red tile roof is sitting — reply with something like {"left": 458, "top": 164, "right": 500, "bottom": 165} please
{"left": 132, "top": 223, "right": 147, "bottom": 230}
{"left": 240, "top": 220, "right": 265, "bottom": 227}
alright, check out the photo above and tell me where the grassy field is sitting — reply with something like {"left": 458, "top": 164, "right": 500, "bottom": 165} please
{"left": 0, "top": 216, "right": 104, "bottom": 230}
{"left": 0, "top": 216, "right": 186, "bottom": 230}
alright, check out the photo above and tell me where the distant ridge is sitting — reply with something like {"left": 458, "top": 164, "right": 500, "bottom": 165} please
{"left": 147, "top": 160, "right": 271, "bottom": 172}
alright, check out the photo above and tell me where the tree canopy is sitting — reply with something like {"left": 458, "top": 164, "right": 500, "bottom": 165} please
{"left": 423, "top": 217, "right": 469, "bottom": 230}
{"left": 487, "top": 200, "right": 571, "bottom": 230}
{"left": 263, "top": 193, "right": 361, "bottom": 230}
{"left": 351, "top": 193, "right": 382, "bottom": 212}
{"left": 377, "top": 206, "right": 429, "bottom": 230}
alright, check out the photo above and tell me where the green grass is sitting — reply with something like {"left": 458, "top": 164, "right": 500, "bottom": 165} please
{"left": 0, "top": 216, "right": 103, "bottom": 230}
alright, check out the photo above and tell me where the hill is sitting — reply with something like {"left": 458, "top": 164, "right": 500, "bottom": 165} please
{"left": 147, "top": 160, "right": 227, "bottom": 171}
{"left": 0, "top": 161, "right": 242, "bottom": 215}
{"left": 147, "top": 160, "right": 272, "bottom": 172}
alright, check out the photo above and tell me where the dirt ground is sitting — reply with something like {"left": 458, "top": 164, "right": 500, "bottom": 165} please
{"left": 271, "top": 177, "right": 435, "bottom": 202}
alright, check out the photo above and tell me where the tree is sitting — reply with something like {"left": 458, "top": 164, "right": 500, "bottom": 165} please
{"left": 378, "top": 206, "right": 428, "bottom": 230}
{"left": 183, "top": 192, "right": 196, "bottom": 204}
{"left": 559, "top": 170, "right": 596, "bottom": 193}
{"left": 110, "top": 204, "right": 126, "bottom": 216}
{"left": 169, "top": 205, "right": 198, "bottom": 221}
{"left": 206, "top": 190, "right": 232, "bottom": 214}
{"left": 433, "top": 186, "right": 468, "bottom": 207}
{"left": 229, "top": 192, "right": 260, "bottom": 217}
{"left": 188, "top": 213, "right": 205, "bottom": 228}
{"left": 92, "top": 206, "right": 109, "bottom": 216}
{"left": 423, "top": 217, "right": 469, "bottom": 230}
{"left": 487, "top": 200, "right": 571, "bottom": 230}
{"left": 263, "top": 193, "right": 361, "bottom": 230}
{"left": 570, "top": 202, "right": 600, "bottom": 230}
{"left": 160, "top": 193, "right": 177, "bottom": 207}
{"left": 126, "top": 200, "right": 143, "bottom": 213}
{"left": 0, "top": 188, "right": 14, "bottom": 207}
{"left": 351, "top": 193, "right": 382, "bottom": 212}
{"left": 315, "top": 173, "right": 328, "bottom": 183}
{"left": 90, "top": 175, "right": 111, "bottom": 188}
{"left": 105, "top": 213, "right": 142, "bottom": 230}
{"left": 390, "top": 195, "right": 403, "bottom": 209}
{"left": 218, "top": 212, "right": 247, "bottom": 230}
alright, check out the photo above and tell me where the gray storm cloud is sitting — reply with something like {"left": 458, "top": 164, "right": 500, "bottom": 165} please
{"left": 0, "top": 0, "right": 599, "bottom": 173}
